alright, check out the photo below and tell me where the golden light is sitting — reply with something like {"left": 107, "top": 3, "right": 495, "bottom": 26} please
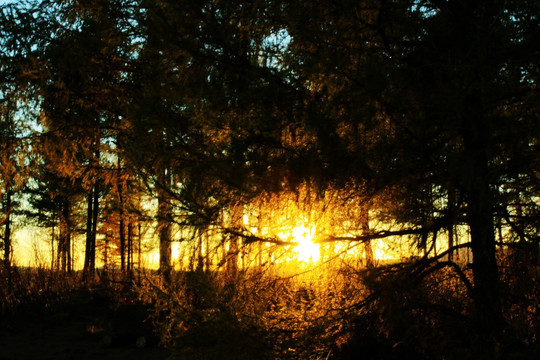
{"left": 291, "top": 224, "right": 320, "bottom": 263}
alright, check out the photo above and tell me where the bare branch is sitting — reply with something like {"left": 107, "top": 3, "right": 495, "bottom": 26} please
{"left": 321, "top": 228, "right": 428, "bottom": 243}
{"left": 417, "top": 260, "right": 474, "bottom": 295}
{"left": 224, "top": 227, "right": 296, "bottom": 246}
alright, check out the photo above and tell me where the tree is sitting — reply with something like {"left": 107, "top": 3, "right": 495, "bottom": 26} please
{"left": 26, "top": 163, "right": 80, "bottom": 272}
{"left": 137, "top": 0, "right": 536, "bottom": 349}
{"left": 0, "top": 100, "right": 18, "bottom": 268}
{"left": 9, "top": 0, "right": 138, "bottom": 275}
{"left": 278, "top": 0, "right": 540, "bottom": 347}
{"left": 0, "top": 2, "right": 47, "bottom": 272}
{"left": 0, "top": 93, "right": 34, "bottom": 273}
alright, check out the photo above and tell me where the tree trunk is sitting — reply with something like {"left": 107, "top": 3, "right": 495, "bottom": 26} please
{"left": 67, "top": 232, "right": 72, "bottom": 273}
{"left": 103, "top": 236, "right": 109, "bottom": 271}
{"left": 127, "top": 220, "right": 133, "bottom": 272}
{"left": 91, "top": 182, "right": 99, "bottom": 271}
{"left": 119, "top": 206, "right": 125, "bottom": 272}
{"left": 118, "top": 157, "right": 126, "bottom": 272}
{"left": 83, "top": 181, "right": 99, "bottom": 277}
{"left": 227, "top": 204, "right": 242, "bottom": 278}
{"left": 2, "top": 186, "right": 13, "bottom": 291}
{"left": 467, "top": 179, "right": 502, "bottom": 345}
{"left": 84, "top": 189, "right": 93, "bottom": 274}
{"left": 462, "top": 99, "right": 503, "bottom": 347}
{"left": 360, "top": 205, "right": 374, "bottom": 268}
{"left": 205, "top": 230, "right": 210, "bottom": 271}
{"left": 51, "top": 224, "right": 55, "bottom": 270}
{"left": 138, "top": 222, "right": 142, "bottom": 274}
{"left": 196, "top": 229, "right": 204, "bottom": 271}
{"left": 447, "top": 187, "right": 457, "bottom": 261}
{"left": 157, "top": 184, "right": 172, "bottom": 281}
{"left": 59, "top": 198, "right": 70, "bottom": 272}
{"left": 3, "top": 186, "right": 12, "bottom": 268}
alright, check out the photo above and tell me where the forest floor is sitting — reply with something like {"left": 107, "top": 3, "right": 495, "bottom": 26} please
{"left": 0, "top": 288, "right": 170, "bottom": 360}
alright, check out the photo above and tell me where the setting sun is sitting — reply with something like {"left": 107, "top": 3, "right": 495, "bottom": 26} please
{"left": 292, "top": 224, "right": 320, "bottom": 263}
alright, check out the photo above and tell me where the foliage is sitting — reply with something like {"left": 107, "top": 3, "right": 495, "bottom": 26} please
{"left": 0, "top": 264, "right": 80, "bottom": 327}
{"left": 137, "top": 266, "right": 366, "bottom": 360}
{"left": 133, "top": 254, "right": 539, "bottom": 360}
{"left": 341, "top": 255, "right": 539, "bottom": 360}
{"left": 498, "top": 245, "right": 540, "bottom": 351}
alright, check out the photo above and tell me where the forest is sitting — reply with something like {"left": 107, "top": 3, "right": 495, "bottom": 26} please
{"left": 0, "top": 0, "right": 539, "bottom": 359}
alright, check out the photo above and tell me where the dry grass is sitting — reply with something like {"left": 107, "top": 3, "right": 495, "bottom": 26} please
{"left": 1, "top": 253, "right": 538, "bottom": 360}
{"left": 0, "top": 264, "right": 81, "bottom": 327}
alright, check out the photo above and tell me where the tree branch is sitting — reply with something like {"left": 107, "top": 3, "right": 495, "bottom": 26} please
{"left": 321, "top": 228, "right": 429, "bottom": 243}
{"left": 223, "top": 227, "right": 296, "bottom": 246}
{"left": 417, "top": 260, "right": 474, "bottom": 295}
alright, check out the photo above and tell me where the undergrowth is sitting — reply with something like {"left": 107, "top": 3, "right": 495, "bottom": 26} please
{"left": 1, "top": 251, "right": 537, "bottom": 360}
{"left": 137, "top": 254, "right": 538, "bottom": 360}
{"left": 0, "top": 264, "right": 80, "bottom": 327}
{"left": 137, "top": 266, "right": 366, "bottom": 360}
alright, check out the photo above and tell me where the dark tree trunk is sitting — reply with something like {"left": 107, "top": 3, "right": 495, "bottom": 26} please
{"left": 227, "top": 204, "right": 242, "bottom": 278}
{"left": 227, "top": 236, "right": 239, "bottom": 277}
{"left": 360, "top": 206, "right": 374, "bottom": 268}
{"left": 2, "top": 187, "right": 13, "bottom": 292}
{"left": 119, "top": 207, "right": 125, "bottom": 272}
{"left": 118, "top": 158, "right": 126, "bottom": 272}
{"left": 84, "top": 189, "right": 94, "bottom": 274}
{"left": 468, "top": 178, "right": 502, "bottom": 346}
{"left": 59, "top": 198, "right": 70, "bottom": 272}
{"left": 204, "top": 231, "right": 210, "bottom": 271}
{"left": 83, "top": 181, "right": 99, "bottom": 277}
{"left": 157, "top": 185, "right": 172, "bottom": 282}
{"left": 103, "top": 236, "right": 109, "bottom": 271}
{"left": 447, "top": 187, "right": 457, "bottom": 261}
{"left": 66, "top": 232, "right": 72, "bottom": 272}
{"left": 91, "top": 182, "right": 99, "bottom": 271}
{"left": 462, "top": 98, "right": 503, "bottom": 347}
{"left": 138, "top": 222, "right": 142, "bottom": 273}
{"left": 3, "top": 186, "right": 12, "bottom": 268}
{"left": 127, "top": 220, "right": 133, "bottom": 272}
{"left": 50, "top": 224, "right": 55, "bottom": 270}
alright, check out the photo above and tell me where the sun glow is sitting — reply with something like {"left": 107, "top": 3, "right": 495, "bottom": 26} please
{"left": 292, "top": 224, "right": 320, "bottom": 263}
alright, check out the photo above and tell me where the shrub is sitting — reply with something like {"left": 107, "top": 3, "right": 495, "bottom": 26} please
{"left": 137, "top": 266, "right": 367, "bottom": 360}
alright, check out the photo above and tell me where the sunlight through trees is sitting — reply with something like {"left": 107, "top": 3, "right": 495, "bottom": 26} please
{"left": 0, "top": 1, "right": 538, "bottom": 358}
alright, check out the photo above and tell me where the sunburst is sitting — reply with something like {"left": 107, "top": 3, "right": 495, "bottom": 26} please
{"left": 292, "top": 224, "right": 320, "bottom": 262}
